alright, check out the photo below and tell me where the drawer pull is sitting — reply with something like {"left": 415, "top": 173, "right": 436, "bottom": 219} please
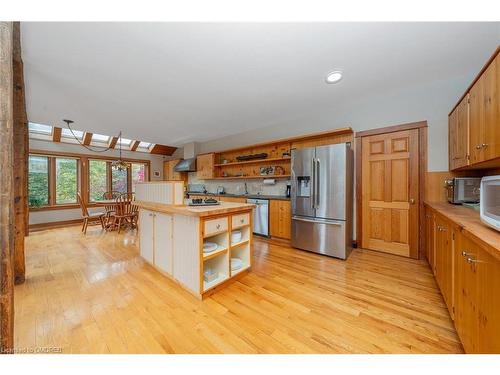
{"left": 216, "top": 224, "right": 221, "bottom": 230}
{"left": 240, "top": 219, "right": 245, "bottom": 223}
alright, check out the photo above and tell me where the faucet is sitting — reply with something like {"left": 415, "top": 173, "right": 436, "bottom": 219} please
{"left": 244, "top": 182, "right": 249, "bottom": 195}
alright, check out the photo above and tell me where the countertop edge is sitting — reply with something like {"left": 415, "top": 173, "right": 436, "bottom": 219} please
{"left": 424, "top": 201, "right": 500, "bottom": 261}
{"left": 187, "top": 192, "right": 290, "bottom": 201}
{"left": 136, "top": 200, "right": 255, "bottom": 217}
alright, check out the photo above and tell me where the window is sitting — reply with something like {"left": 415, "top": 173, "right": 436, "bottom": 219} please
{"left": 131, "top": 163, "right": 147, "bottom": 192}
{"left": 55, "top": 158, "right": 78, "bottom": 204}
{"left": 112, "top": 168, "right": 128, "bottom": 194}
{"left": 61, "top": 128, "right": 84, "bottom": 139}
{"left": 28, "top": 122, "right": 53, "bottom": 135}
{"left": 28, "top": 155, "right": 49, "bottom": 207}
{"left": 89, "top": 160, "right": 108, "bottom": 202}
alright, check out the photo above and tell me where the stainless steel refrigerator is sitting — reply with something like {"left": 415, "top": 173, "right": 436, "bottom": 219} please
{"left": 291, "top": 142, "right": 353, "bottom": 259}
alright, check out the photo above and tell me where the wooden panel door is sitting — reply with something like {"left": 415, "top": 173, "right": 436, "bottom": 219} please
{"left": 454, "top": 233, "right": 478, "bottom": 353}
{"left": 449, "top": 94, "right": 469, "bottom": 170}
{"left": 481, "top": 54, "right": 500, "bottom": 162}
{"left": 270, "top": 200, "right": 291, "bottom": 239}
{"left": 139, "top": 209, "right": 154, "bottom": 264}
{"left": 361, "top": 129, "right": 419, "bottom": 258}
{"left": 154, "top": 213, "right": 173, "bottom": 275}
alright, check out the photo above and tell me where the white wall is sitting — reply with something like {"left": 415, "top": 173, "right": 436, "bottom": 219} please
{"left": 198, "top": 73, "right": 474, "bottom": 172}
{"left": 29, "top": 138, "right": 167, "bottom": 225}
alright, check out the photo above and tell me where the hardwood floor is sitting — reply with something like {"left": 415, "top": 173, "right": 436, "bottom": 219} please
{"left": 14, "top": 225, "right": 463, "bottom": 353}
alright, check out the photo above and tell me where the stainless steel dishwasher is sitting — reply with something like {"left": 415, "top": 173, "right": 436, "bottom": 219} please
{"left": 246, "top": 198, "right": 269, "bottom": 237}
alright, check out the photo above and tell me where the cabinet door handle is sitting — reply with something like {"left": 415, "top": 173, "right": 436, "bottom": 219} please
{"left": 409, "top": 198, "right": 415, "bottom": 204}
{"left": 240, "top": 219, "right": 244, "bottom": 223}
{"left": 216, "top": 224, "right": 221, "bottom": 229}
{"left": 467, "top": 257, "right": 478, "bottom": 264}
{"left": 476, "top": 144, "right": 482, "bottom": 149}
{"left": 482, "top": 143, "right": 488, "bottom": 148}
{"left": 462, "top": 250, "right": 471, "bottom": 257}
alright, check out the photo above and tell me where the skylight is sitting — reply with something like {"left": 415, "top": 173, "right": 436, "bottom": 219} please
{"left": 61, "top": 128, "right": 84, "bottom": 139}
{"left": 118, "top": 137, "right": 133, "bottom": 147}
{"left": 138, "top": 141, "right": 151, "bottom": 149}
{"left": 92, "top": 133, "right": 110, "bottom": 143}
{"left": 28, "top": 122, "right": 53, "bottom": 135}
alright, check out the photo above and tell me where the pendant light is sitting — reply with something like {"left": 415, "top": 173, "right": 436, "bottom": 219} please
{"left": 111, "top": 131, "right": 129, "bottom": 171}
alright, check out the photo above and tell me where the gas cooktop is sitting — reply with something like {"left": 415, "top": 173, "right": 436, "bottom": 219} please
{"left": 187, "top": 198, "right": 220, "bottom": 206}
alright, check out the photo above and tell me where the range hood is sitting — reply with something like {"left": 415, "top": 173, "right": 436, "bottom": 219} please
{"left": 174, "top": 158, "right": 197, "bottom": 172}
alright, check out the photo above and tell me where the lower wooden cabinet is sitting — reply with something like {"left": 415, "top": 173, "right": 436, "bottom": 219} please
{"left": 270, "top": 200, "right": 291, "bottom": 240}
{"left": 427, "top": 203, "right": 500, "bottom": 353}
{"left": 219, "top": 196, "right": 246, "bottom": 203}
{"left": 424, "top": 207, "right": 435, "bottom": 272}
{"left": 434, "top": 213, "right": 454, "bottom": 317}
{"left": 455, "top": 231, "right": 500, "bottom": 353}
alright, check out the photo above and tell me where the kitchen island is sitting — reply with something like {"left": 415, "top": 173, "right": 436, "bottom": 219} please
{"left": 136, "top": 199, "right": 254, "bottom": 299}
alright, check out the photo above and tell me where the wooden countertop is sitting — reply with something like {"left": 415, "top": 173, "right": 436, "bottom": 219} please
{"left": 136, "top": 200, "right": 255, "bottom": 217}
{"left": 425, "top": 201, "right": 500, "bottom": 259}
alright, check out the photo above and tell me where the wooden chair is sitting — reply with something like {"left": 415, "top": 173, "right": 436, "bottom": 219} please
{"left": 114, "top": 193, "right": 139, "bottom": 233}
{"left": 102, "top": 191, "right": 121, "bottom": 229}
{"left": 77, "top": 193, "right": 105, "bottom": 234}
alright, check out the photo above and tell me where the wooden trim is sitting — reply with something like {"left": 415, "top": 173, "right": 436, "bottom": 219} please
{"left": 130, "top": 140, "right": 140, "bottom": 151}
{"left": 149, "top": 144, "right": 177, "bottom": 156}
{"left": 108, "top": 136, "right": 118, "bottom": 149}
{"left": 29, "top": 218, "right": 83, "bottom": 232}
{"left": 30, "top": 149, "right": 152, "bottom": 164}
{"left": 355, "top": 121, "right": 428, "bottom": 138}
{"left": 52, "top": 126, "right": 62, "bottom": 142}
{"left": 82, "top": 132, "right": 93, "bottom": 145}
{"left": 355, "top": 122, "right": 428, "bottom": 259}
{"left": 449, "top": 45, "right": 500, "bottom": 116}
{"left": 355, "top": 136, "right": 362, "bottom": 246}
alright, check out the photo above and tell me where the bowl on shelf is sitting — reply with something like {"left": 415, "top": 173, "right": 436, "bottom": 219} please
{"left": 231, "top": 258, "right": 243, "bottom": 271}
{"left": 203, "top": 242, "right": 218, "bottom": 253}
{"left": 231, "top": 230, "right": 242, "bottom": 244}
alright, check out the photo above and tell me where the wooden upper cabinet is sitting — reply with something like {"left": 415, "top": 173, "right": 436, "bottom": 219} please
{"left": 163, "top": 159, "right": 187, "bottom": 182}
{"left": 196, "top": 153, "right": 215, "bottom": 180}
{"left": 270, "top": 200, "right": 291, "bottom": 239}
{"left": 449, "top": 94, "right": 469, "bottom": 170}
{"left": 468, "top": 52, "right": 500, "bottom": 165}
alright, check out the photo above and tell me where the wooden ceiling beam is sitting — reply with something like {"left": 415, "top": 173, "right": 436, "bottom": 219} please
{"left": 150, "top": 144, "right": 177, "bottom": 156}
{"left": 52, "top": 127, "right": 62, "bottom": 142}
{"left": 83, "top": 132, "right": 93, "bottom": 145}
{"left": 108, "top": 136, "right": 118, "bottom": 149}
{"left": 130, "top": 140, "right": 140, "bottom": 151}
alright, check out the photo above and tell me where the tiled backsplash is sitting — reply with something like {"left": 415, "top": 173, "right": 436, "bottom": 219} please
{"left": 188, "top": 172, "right": 290, "bottom": 196}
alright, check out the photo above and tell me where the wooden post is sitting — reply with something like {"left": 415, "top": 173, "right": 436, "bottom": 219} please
{"left": 12, "top": 22, "right": 27, "bottom": 285}
{"left": 0, "top": 21, "right": 15, "bottom": 353}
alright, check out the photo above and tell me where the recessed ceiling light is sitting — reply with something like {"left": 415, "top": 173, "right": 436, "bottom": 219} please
{"left": 325, "top": 71, "right": 343, "bottom": 84}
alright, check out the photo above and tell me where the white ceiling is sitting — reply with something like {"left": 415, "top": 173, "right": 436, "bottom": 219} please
{"left": 22, "top": 22, "right": 500, "bottom": 147}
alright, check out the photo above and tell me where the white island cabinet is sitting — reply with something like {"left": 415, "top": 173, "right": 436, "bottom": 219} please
{"left": 135, "top": 186, "right": 255, "bottom": 299}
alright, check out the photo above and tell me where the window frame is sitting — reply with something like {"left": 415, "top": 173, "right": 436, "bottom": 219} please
{"left": 29, "top": 150, "right": 151, "bottom": 211}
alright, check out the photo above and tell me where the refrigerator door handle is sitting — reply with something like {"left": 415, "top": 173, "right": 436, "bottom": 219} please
{"left": 315, "top": 158, "right": 320, "bottom": 208}
{"left": 292, "top": 216, "right": 342, "bottom": 225}
{"left": 311, "top": 158, "right": 315, "bottom": 209}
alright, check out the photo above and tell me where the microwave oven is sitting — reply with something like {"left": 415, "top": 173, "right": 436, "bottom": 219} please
{"left": 480, "top": 176, "right": 500, "bottom": 232}
{"left": 444, "top": 177, "right": 481, "bottom": 204}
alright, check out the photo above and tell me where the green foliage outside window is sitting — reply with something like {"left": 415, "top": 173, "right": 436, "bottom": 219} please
{"left": 55, "top": 158, "right": 78, "bottom": 204}
{"left": 28, "top": 156, "right": 49, "bottom": 207}
{"left": 89, "top": 160, "right": 107, "bottom": 202}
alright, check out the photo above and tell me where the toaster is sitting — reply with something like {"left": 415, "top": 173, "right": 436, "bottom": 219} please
{"left": 444, "top": 177, "right": 481, "bottom": 204}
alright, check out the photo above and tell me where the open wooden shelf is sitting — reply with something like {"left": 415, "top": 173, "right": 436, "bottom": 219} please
{"left": 203, "top": 246, "right": 228, "bottom": 261}
{"left": 207, "top": 175, "right": 291, "bottom": 180}
{"left": 203, "top": 272, "right": 229, "bottom": 292}
{"left": 230, "top": 239, "right": 250, "bottom": 249}
{"left": 214, "top": 157, "right": 291, "bottom": 167}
